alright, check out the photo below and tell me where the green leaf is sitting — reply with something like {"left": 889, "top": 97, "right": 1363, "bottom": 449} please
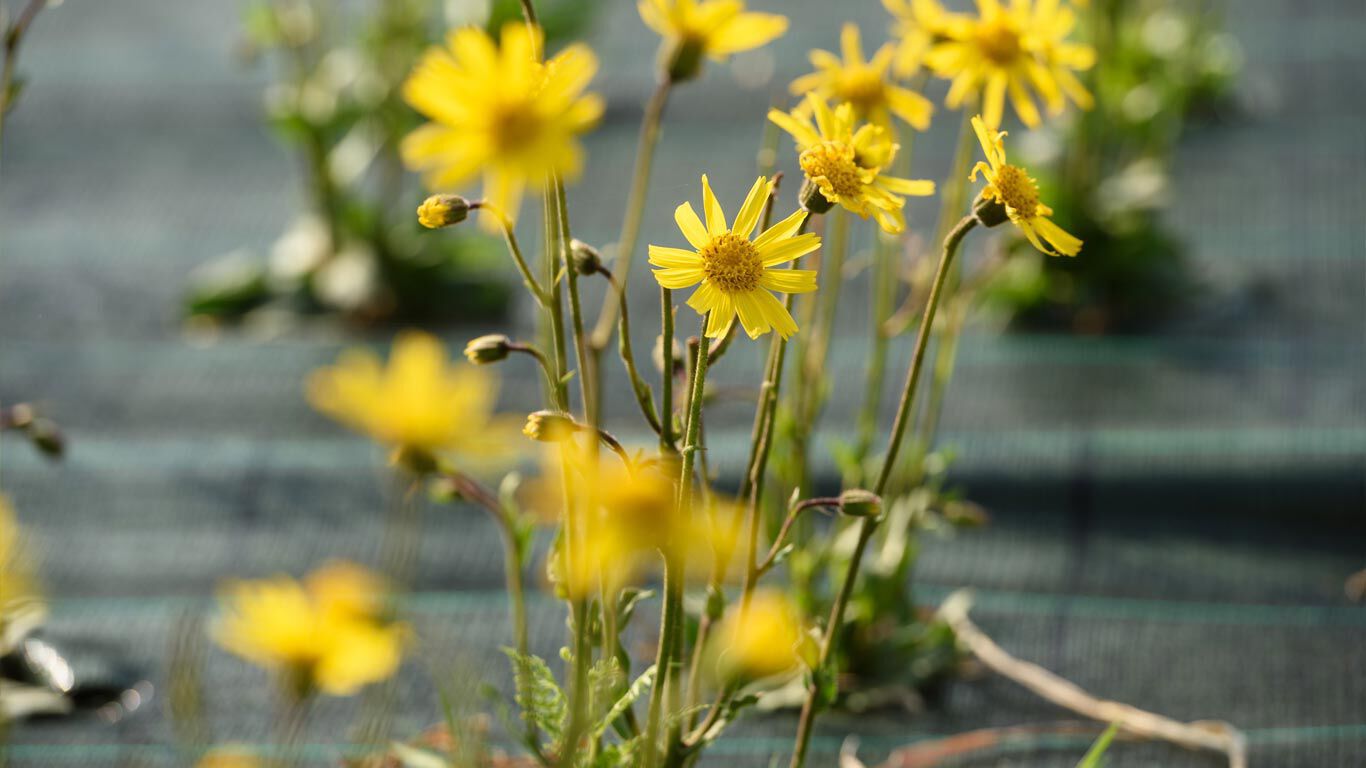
{"left": 1076, "top": 722, "right": 1120, "bottom": 768}
{"left": 500, "top": 648, "right": 567, "bottom": 741}
{"left": 589, "top": 665, "right": 655, "bottom": 742}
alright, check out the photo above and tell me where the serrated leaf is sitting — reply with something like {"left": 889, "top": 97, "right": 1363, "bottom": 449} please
{"left": 501, "top": 648, "right": 567, "bottom": 741}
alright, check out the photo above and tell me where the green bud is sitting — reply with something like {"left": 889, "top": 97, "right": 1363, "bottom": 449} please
{"left": 837, "top": 489, "right": 882, "bottom": 518}
{"left": 799, "top": 177, "right": 835, "bottom": 215}
{"left": 463, "top": 334, "right": 512, "bottom": 365}
{"left": 417, "top": 194, "right": 471, "bottom": 229}
{"left": 664, "top": 37, "right": 705, "bottom": 83}
{"left": 27, "top": 418, "right": 65, "bottom": 459}
{"left": 570, "top": 239, "right": 603, "bottom": 276}
{"left": 523, "top": 410, "right": 579, "bottom": 443}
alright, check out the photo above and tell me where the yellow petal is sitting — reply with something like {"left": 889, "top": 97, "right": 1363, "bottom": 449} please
{"left": 700, "top": 174, "right": 727, "bottom": 235}
{"left": 648, "top": 245, "right": 704, "bottom": 269}
{"left": 758, "top": 268, "right": 818, "bottom": 294}
{"left": 653, "top": 267, "right": 706, "bottom": 289}
{"left": 732, "top": 176, "right": 770, "bottom": 239}
{"left": 674, "top": 202, "right": 710, "bottom": 250}
{"left": 753, "top": 207, "right": 808, "bottom": 249}
{"left": 758, "top": 232, "right": 822, "bottom": 266}
{"left": 1031, "top": 215, "right": 1082, "bottom": 256}
{"left": 839, "top": 23, "right": 864, "bottom": 65}
{"left": 768, "top": 108, "right": 821, "bottom": 149}
{"left": 705, "top": 12, "right": 788, "bottom": 57}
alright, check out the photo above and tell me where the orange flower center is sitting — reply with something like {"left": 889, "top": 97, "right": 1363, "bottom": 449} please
{"left": 800, "top": 141, "right": 865, "bottom": 200}
{"left": 701, "top": 233, "right": 764, "bottom": 293}
{"left": 992, "top": 164, "right": 1040, "bottom": 215}
{"left": 492, "top": 103, "right": 543, "bottom": 152}
{"left": 975, "top": 16, "right": 1023, "bottom": 65}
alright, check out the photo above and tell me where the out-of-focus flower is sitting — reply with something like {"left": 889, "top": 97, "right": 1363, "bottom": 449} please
{"left": 882, "top": 0, "right": 967, "bottom": 77}
{"left": 307, "top": 331, "right": 518, "bottom": 471}
{"left": 970, "top": 115, "right": 1081, "bottom": 256}
{"left": 1026, "top": 0, "right": 1096, "bottom": 115}
{"left": 401, "top": 23, "right": 603, "bottom": 228}
{"left": 542, "top": 443, "right": 740, "bottom": 599}
{"left": 195, "top": 748, "right": 261, "bottom": 768}
{"left": 638, "top": 0, "right": 788, "bottom": 82}
{"left": 649, "top": 175, "right": 821, "bottom": 339}
{"left": 924, "top": 0, "right": 1059, "bottom": 128}
{"left": 0, "top": 495, "right": 44, "bottom": 653}
{"left": 789, "top": 23, "right": 933, "bottom": 134}
{"left": 214, "top": 561, "right": 407, "bottom": 698}
{"left": 708, "top": 590, "right": 810, "bottom": 683}
{"left": 769, "top": 95, "right": 935, "bottom": 234}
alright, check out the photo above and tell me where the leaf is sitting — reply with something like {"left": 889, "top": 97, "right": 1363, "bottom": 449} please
{"left": 589, "top": 665, "right": 655, "bottom": 743}
{"left": 501, "top": 648, "right": 567, "bottom": 741}
{"left": 1076, "top": 722, "right": 1120, "bottom": 768}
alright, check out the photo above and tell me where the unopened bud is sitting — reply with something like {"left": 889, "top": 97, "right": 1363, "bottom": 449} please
{"left": 973, "top": 192, "right": 1009, "bottom": 228}
{"left": 417, "top": 195, "right": 471, "bottom": 229}
{"left": 523, "top": 410, "right": 579, "bottom": 443}
{"left": 27, "top": 418, "right": 65, "bottom": 459}
{"left": 837, "top": 489, "right": 882, "bottom": 518}
{"left": 799, "top": 177, "right": 835, "bottom": 215}
{"left": 464, "top": 334, "right": 512, "bottom": 365}
{"left": 570, "top": 239, "right": 603, "bottom": 276}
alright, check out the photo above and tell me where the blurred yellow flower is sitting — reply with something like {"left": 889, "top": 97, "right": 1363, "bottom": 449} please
{"left": 970, "top": 115, "right": 1081, "bottom": 256}
{"left": 708, "top": 590, "right": 810, "bottom": 683}
{"left": 307, "top": 331, "right": 517, "bottom": 469}
{"left": 215, "top": 561, "right": 407, "bottom": 698}
{"left": 924, "top": 0, "right": 1057, "bottom": 128}
{"left": 769, "top": 95, "right": 935, "bottom": 234}
{"left": 401, "top": 23, "right": 603, "bottom": 228}
{"left": 649, "top": 175, "right": 821, "bottom": 339}
{"left": 882, "top": 0, "right": 967, "bottom": 77}
{"left": 639, "top": 0, "right": 787, "bottom": 80}
{"left": 789, "top": 23, "right": 933, "bottom": 133}
{"left": 0, "top": 495, "right": 40, "bottom": 616}
{"left": 195, "top": 748, "right": 260, "bottom": 768}
{"left": 1027, "top": 0, "right": 1096, "bottom": 115}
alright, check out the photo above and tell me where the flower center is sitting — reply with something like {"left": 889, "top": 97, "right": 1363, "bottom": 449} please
{"left": 701, "top": 232, "right": 764, "bottom": 293}
{"left": 975, "top": 17, "right": 1023, "bottom": 65}
{"left": 992, "top": 164, "right": 1040, "bottom": 214}
{"left": 492, "top": 103, "right": 543, "bottom": 152}
{"left": 837, "top": 67, "right": 886, "bottom": 113}
{"left": 799, "top": 141, "right": 865, "bottom": 199}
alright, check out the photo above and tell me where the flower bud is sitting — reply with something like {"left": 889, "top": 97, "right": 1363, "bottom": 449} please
{"left": 389, "top": 445, "right": 438, "bottom": 477}
{"left": 799, "top": 177, "right": 835, "bottom": 215}
{"left": 27, "top": 418, "right": 65, "bottom": 459}
{"left": 417, "top": 195, "right": 471, "bottom": 229}
{"left": 663, "top": 38, "right": 705, "bottom": 83}
{"left": 837, "top": 489, "right": 882, "bottom": 518}
{"left": 973, "top": 192, "right": 1009, "bottom": 228}
{"left": 463, "top": 334, "right": 512, "bottom": 365}
{"left": 523, "top": 410, "right": 579, "bottom": 443}
{"left": 569, "top": 239, "right": 603, "bottom": 276}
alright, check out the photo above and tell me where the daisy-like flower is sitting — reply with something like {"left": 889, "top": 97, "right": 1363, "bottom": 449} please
{"left": 639, "top": 0, "right": 788, "bottom": 81}
{"left": 924, "top": 0, "right": 1058, "bottom": 128}
{"left": 307, "top": 331, "right": 518, "bottom": 471}
{"left": 788, "top": 23, "right": 934, "bottom": 134}
{"left": 706, "top": 590, "right": 812, "bottom": 683}
{"left": 970, "top": 115, "right": 1081, "bottom": 256}
{"left": 400, "top": 23, "right": 603, "bottom": 228}
{"left": 215, "top": 562, "right": 407, "bottom": 698}
{"left": 769, "top": 94, "right": 935, "bottom": 234}
{"left": 1026, "top": 0, "right": 1097, "bottom": 115}
{"left": 881, "top": 0, "right": 968, "bottom": 77}
{"left": 649, "top": 175, "right": 821, "bottom": 340}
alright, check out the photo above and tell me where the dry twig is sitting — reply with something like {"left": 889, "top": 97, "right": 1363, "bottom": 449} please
{"left": 936, "top": 590, "right": 1248, "bottom": 768}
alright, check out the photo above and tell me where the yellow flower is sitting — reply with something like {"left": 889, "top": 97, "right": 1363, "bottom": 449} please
{"left": 769, "top": 95, "right": 935, "bottom": 234}
{"left": 1027, "top": 0, "right": 1096, "bottom": 114}
{"left": 649, "top": 175, "right": 821, "bottom": 340}
{"left": 307, "top": 331, "right": 518, "bottom": 468}
{"left": 970, "top": 115, "right": 1081, "bottom": 256}
{"left": 708, "top": 591, "right": 810, "bottom": 683}
{"left": 195, "top": 748, "right": 260, "bottom": 768}
{"left": 0, "top": 495, "right": 40, "bottom": 617}
{"left": 881, "top": 0, "right": 968, "bottom": 77}
{"left": 789, "top": 23, "right": 933, "bottom": 134}
{"left": 639, "top": 0, "right": 787, "bottom": 80}
{"left": 215, "top": 562, "right": 406, "bottom": 698}
{"left": 401, "top": 23, "right": 603, "bottom": 228}
{"left": 924, "top": 0, "right": 1058, "bottom": 128}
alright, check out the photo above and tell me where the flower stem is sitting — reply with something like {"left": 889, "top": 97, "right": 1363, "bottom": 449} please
{"left": 787, "top": 214, "right": 978, "bottom": 768}
{"left": 658, "top": 287, "right": 677, "bottom": 452}
{"left": 475, "top": 202, "right": 546, "bottom": 307}
{"left": 0, "top": 0, "right": 48, "bottom": 175}
{"left": 598, "top": 269, "right": 662, "bottom": 435}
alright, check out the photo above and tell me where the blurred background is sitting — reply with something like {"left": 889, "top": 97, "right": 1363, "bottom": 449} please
{"left": 0, "top": 0, "right": 1363, "bottom": 765}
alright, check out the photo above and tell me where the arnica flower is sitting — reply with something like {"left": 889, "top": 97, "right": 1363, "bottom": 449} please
{"left": 215, "top": 561, "right": 407, "bottom": 698}
{"left": 638, "top": 0, "right": 788, "bottom": 82}
{"left": 924, "top": 0, "right": 1058, "bottom": 128}
{"left": 881, "top": 0, "right": 967, "bottom": 78}
{"left": 0, "top": 495, "right": 40, "bottom": 619}
{"left": 649, "top": 175, "right": 821, "bottom": 340}
{"left": 707, "top": 590, "right": 812, "bottom": 683}
{"left": 789, "top": 23, "right": 933, "bottom": 134}
{"left": 769, "top": 94, "right": 935, "bottom": 235}
{"left": 970, "top": 115, "right": 1081, "bottom": 256}
{"left": 401, "top": 23, "right": 603, "bottom": 228}
{"left": 307, "top": 331, "right": 518, "bottom": 472}
{"left": 1027, "top": 0, "right": 1097, "bottom": 115}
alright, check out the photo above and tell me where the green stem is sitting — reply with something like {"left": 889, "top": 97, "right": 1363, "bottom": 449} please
{"left": 788, "top": 215, "right": 978, "bottom": 768}
{"left": 0, "top": 0, "right": 46, "bottom": 176}
{"left": 477, "top": 202, "right": 546, "bottom": 306}
{"left": 600, "top": 270, "right": 662, "bottom": 435}
{"left": 658, "top": 287, "right": 677, "bottom": 452}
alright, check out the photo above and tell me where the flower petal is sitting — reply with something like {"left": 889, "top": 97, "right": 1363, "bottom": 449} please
{"left": 759, "top": 268, "right": 818, "bottom": 294}
{"left": 732, "top": 176, "right": 770, "bottom": 239}
{"left": 753, "top": 208, "right": 808, "bottom": 250}
{"left": 674, "top": 202, "right": 710, "bottom": 249}
{"left": 701, "top": 174, "right": 728, "bottom": 235}
{"left": 648, "top": 245, "right": 704, "bottom": 269}
{"left": 758, "top": 232, "right": 822, "bottom": 266}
